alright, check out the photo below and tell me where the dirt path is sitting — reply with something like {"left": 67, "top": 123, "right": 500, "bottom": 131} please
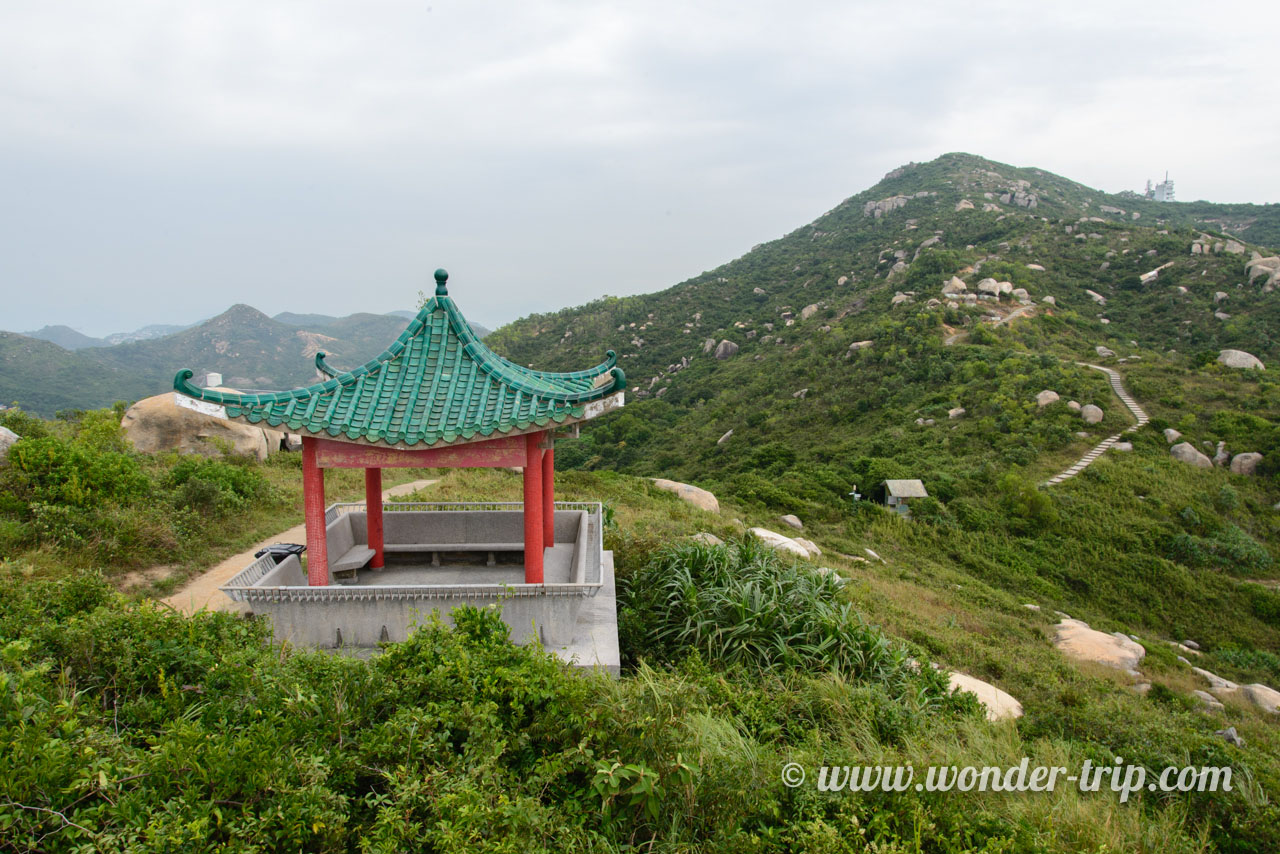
{"left": 1042, "top": 364, "right": 1148, "bottom": 486}
{"left": 944, "top": 303, "right": 1036, "bottom": 346}
{"left": 161, "top": 478, "right": 438, "bottom": 615}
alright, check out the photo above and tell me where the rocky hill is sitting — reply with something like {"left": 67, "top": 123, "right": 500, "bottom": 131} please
{"left": 488, "top": 153, "right": 1280, "bottom": 488}
{"left": 481, "top": 152, "right": 1279, "bottom": 651}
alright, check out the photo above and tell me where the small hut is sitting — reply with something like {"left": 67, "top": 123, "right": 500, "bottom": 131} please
{"left": 877, "top": 479, "right": 928, "bottom": 517}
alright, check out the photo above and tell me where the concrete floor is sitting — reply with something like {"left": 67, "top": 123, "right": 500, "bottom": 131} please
{"left": 347, "top": 543, "right": 578, "bottom": 585}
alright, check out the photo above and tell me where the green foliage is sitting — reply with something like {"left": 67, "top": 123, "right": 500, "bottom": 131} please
{"left": 619, "top": 538, "right": 949, "bottom": 701}
{"left": 165, "top": 456, "right": 269, "bottom": 516}
{"left": 996, "top": 473, "right": 1058, "bottom": 534}
{"left": 5, "top": 436, "right": 149, "bottom": 508}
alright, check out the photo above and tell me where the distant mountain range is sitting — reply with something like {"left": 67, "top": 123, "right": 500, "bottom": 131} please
{"left": 3, "top": 306, "right": 489, "bottom": 416}
{"left": 22, "top": 322, "right": 197, "bottom": 350}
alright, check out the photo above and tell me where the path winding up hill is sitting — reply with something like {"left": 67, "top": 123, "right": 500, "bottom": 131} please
{"left": 1043, "top": 365, "right": 1148, "bottom": 486}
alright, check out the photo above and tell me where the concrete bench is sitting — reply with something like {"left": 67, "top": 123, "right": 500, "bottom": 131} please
{"left": 330, "top": 508, "right": 589, "bottom": 572}
{"left": 326, "top": 513, "right": 376, "bottom": 582}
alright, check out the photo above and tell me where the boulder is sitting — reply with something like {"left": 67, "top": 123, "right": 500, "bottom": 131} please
{"left": 1213, "top": 441, "right": 1230, "bottom": 468}
{"left": 847, "top": 340, "right": 873, "bottom": 352}
{"left": 692, "top": 532, "right": 724, "bottom": 546}
{"left": 1241, "top": 683, "right": 1280, "bottom": 714}
{"left": 1054, "top": 619, "right": 1146, "bottom": 675}
{"left": 121, "top": 392, "right": 278, "bottom": 462}
{"left": 1112, "top": 442, "right": 1133, "bottom": 452}
{"left": 793, "top": 388, "right": 808, "bottom": 400}
{"left": 703, "top": 338, "right": 716, "bottom": 354}
{"left": 1170, "top": 442, "right": 1213, "bottom": 468}
{"left": 1192, "top": 667, "right": 1237, "bottom": 693}
{"left": 891, "top": 292, "right": 914, "bottom": 306}
{"left": 1067, "top": 401, "right": 1082, "bottom": 412}
{"left": 714, "top": 340, "right": 739, "bottom": 360}
{"left": 1080, "top": 404, "right": 1104, "bottom": 424}
{"left": 0, "top": 425, "right": 18, "bottom": 464}
{"left": 749, "top": 527, "right": 811, "bottom": 559}
{"left": 955, "top": 199, "right": 975, "bottom": 211}
{"left": 1163, "top": 428, "right": 1182, "bottom": 444}
{"left": 1096, "top": 345, "right": 1115, "bottom": 358}
{"left": 752, "top": 287, "right": 766, "bottom": 295}
{"left": 948, "top": 407, "right": 966, "bottom": 419}
{"left": 779, "top": 514, "right": 804, "bottom": 530}
{"left": 793, "top": 537, "right": 822, "bottom": 557}
{"left": 1191, "top": 690, "right": 1225, "bottom": 713}
{"left": 1042, "top": 295, "right": 1056, "bottom": 305}
{"left": 1217, "top": 349, "right": 1264, "bottom": 370}
{"left": 1230, "top": 452, "right": 1263, "bottom": 476}
{"left": 651, "top": 479, "right": 720, "bottom": 513}
{"left": 1215, "top": 726, "right": 1245, "bottom": 747}
{"left": 1086, "top": 289, "right": 1107, "bottom": 305}
{"left": 948, "top": 671, "right": 1023, "bottom": 722}
{"left": 717, "top": 430, "right": 734, "bottom": 445}
{"left": 942, "top": 276, "right": 967, "bottom": 295}
{"left": 800, "top": 304, "right": 819, "bottom": 321}
{"left": 1036, "top": 390, "right": 1060, "bottom": 407}
{"left": 977, "top": 278, "right": 1001, "bottom": 296}
{"left": 1026, "top": 263, "right": 1046, "bottom": 272}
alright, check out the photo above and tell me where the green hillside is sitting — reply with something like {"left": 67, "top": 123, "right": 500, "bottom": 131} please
{"left": 1, "top": 308, "right": 412, "bottom": 415}
{"left": 0, "top": 332, "right": 157, "bottom": 415}
{"left": 3, "top": 153, "right": 1279, "bottom": 850}
{"left": 484, "top": 151, "right": 1280, "bottom": 665}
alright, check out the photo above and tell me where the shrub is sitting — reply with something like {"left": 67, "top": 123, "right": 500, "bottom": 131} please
{"left": 619, "top": 538, "right": 946, "bottom": 701}
{"left": 5, "top": 436, "right": 150, "bottom": 509}
{"left": 165, "top": 456, "right": 269, "bottom": 516}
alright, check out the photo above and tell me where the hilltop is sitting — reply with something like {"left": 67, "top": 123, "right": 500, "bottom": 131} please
{"left": 484, "top": 151, "right": 1280, "bottom": 653}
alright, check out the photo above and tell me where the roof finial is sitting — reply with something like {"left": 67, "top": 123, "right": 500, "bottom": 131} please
{"left": 434, "top": 268, "right": 449, "bottom": 296}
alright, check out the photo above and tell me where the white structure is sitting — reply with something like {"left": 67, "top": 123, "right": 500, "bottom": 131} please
{"left": 1144, "top": 172, "right": 1175, "bottom": 203}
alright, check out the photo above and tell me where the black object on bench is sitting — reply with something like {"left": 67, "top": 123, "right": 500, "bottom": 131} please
{"left": 254, "top": 543, "right": 306, "bottom": 565}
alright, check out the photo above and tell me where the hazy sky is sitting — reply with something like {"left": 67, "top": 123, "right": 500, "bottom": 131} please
{"left": 2, "top": 0, "right": 1277, "bottom": 337}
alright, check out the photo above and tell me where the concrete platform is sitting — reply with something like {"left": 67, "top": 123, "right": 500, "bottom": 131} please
{"left": 220, "top": 502, "right": 619, "bottom": 674}
{"left": 552, "top": 550, "right": 619, "bottom": 676}
{"left": 326, "top": 551, "right": 620, "bottom": 675}
{"left": 345, "top": 543, "right": 578, "bottom": 585}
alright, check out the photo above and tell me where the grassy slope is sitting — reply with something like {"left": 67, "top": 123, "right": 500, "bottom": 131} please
{"left": 2, "top": 422, "right": 1279, "bottom": 848}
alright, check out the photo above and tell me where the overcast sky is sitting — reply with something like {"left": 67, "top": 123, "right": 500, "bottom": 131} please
{"left": 2, "top": 0, "right": 1277, "bottom": 337}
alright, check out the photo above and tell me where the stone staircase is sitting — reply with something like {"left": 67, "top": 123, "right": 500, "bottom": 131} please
{"left": 1044, "top": 364, "right": 1149, "bottom": 486}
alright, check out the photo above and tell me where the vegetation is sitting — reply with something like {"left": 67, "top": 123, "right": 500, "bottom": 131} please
{"left": 2, "top": 152, "right": 1279, "bottom": 849}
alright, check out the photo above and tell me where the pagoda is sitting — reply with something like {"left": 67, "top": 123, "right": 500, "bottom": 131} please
{"left": 172, "top": 269, "right": 625, "bottom": 663}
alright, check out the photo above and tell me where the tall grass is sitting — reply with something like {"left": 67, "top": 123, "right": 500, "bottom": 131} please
{"left": 620, "top": 538, "right": 943, "bottom": 700}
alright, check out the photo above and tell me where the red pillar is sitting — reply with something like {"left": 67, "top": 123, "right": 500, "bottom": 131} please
{"left": 365, "top": 467, "right": 384, "bottom": 569}
{"left": 301, "top": 437, "right": 329, "bottom": 587}
{"left": 523, "top": 431, "right": 544, "bottom": 583}
{"left": 542, "top": 436, "right": 555, "bottom": 547}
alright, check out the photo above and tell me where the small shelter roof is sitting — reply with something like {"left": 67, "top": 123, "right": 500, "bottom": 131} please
{"left": 881, "top": 479, "right": 928, "bottom": 498}
{"left": 173, "top": 269, "right": 626, "bottom": 449}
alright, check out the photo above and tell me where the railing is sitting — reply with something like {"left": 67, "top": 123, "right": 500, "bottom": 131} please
{"left": 222, "top": 500, "right": 606, "bottom": 601}
{"left": 323, "top": 500, "right": 604, "bottom": 585}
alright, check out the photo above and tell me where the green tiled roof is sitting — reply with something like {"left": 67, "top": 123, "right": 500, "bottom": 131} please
{"left": 173, "top": 270, "right": 626, "bottom": 448}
